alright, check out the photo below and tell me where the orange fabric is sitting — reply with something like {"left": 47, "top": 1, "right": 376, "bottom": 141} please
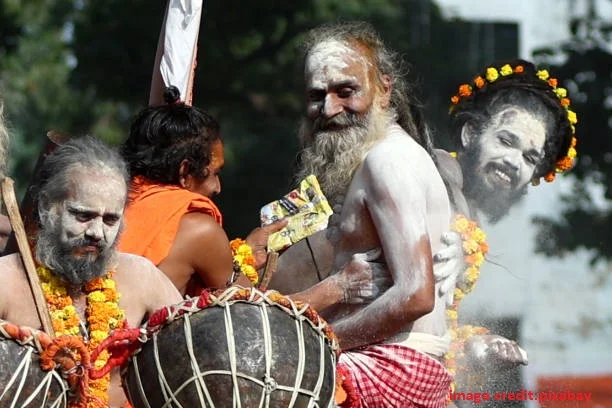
{"left": 119, "top": 177, "right": 222, "bottom": 266}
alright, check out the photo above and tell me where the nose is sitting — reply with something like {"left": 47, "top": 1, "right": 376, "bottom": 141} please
{"left": 321, "top": 94, "right": 343, "bottom": 118}
{"left": 212, "top": 177, "right": 221, "bottom": 196}
{"left": 502, "top": 151, "right": 521, "bottom": 173}
{"left": 85, "top": 218, "right": 104, "bottom": 241}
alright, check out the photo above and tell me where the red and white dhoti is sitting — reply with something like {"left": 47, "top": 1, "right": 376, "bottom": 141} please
{"left": 338, "top": 343, "right": 453, "bottom": 408}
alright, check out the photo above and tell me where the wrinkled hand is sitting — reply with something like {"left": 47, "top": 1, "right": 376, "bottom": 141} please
{"left": 464, "top": 334, "right": 528, "bottom": 370}
{"left": 245, "top": 219, "right": 289, "bottom": 269}
{"left": 335, "top": 248, "right": 392, "bottom": 304}
{"left": 433, "top": 231, "right": 466, "bottom": 306}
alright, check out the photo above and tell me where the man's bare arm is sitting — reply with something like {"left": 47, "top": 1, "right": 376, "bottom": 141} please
{"left": 158, "top": 212, "right": 234, "bottom": 291}
{"left": 332, "top": 149, "right": 435, "bottom": 350}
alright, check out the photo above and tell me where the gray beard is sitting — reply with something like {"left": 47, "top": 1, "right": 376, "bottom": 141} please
{"left": 459, "top": 145, "right": 528, "bottom": 224}
{"left": 35, "top": 224, "right": 117, "bottom": 286}
{"left": 296, "top": 108, "right": 392, "bottom": 206}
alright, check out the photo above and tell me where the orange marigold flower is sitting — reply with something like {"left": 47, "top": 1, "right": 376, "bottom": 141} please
{"left": 474, "top": 76, "right": 485, "bottom": 88}
{"left": 514, "top": 65, "right": 524, "bottom": 73}
{"left": 544, "top": 172, "right": 556, "bottom": 182}
{"left": 571, "top": 137, "right": 577, "bottom": 148}
{"left": 458, "top": 84, "right": 472, "bottom": 97}
{"left": 548, "top": 78, "right": 558, "bottom": 88}
{"left": 560, "top": 97, "right": 571, "bottom": 107}
{"left": 451, "top": 95, "right": 459, "bottom": 104}
{"left": 556, "top": 157, "right": 574, "bottom": 171}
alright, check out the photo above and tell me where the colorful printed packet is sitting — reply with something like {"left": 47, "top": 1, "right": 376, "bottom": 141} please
{"left": 260, "top": 174, "right": 333, "bottom": 252}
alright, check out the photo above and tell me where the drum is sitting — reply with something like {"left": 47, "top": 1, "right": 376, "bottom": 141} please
{"left": 0, "top": 320, "right": 69, "bottom": 408}
{"left": 122, "top": 287, "right": 338, "bottom": 408}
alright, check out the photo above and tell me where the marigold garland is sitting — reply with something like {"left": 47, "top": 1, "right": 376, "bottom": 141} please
{"left": 230, "top": 238, "right": 259, "bottom": 285}
{"left": 449, "top": 63, "right": 578, "bottom": 184}
{"left": 444, "top": 215, "right": 490, "bottom": 400}
{"left": 37, "top": 265, "right": 125, "bottom": 408}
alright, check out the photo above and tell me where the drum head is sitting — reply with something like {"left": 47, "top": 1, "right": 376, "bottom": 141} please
{"left": 0, "top": 334, "right": 68, "bottom": 407}
{"left": 124, "top": 301, "right": 336, "bottom": 408}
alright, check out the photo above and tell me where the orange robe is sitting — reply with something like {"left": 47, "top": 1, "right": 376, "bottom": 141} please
{"left": 119, "top": 177, "right": 223, "bottom": 266}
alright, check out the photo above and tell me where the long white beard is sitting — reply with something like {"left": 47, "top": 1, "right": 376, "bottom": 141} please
{"left": 296, "top": 107, "right": 393, "bottom": 206}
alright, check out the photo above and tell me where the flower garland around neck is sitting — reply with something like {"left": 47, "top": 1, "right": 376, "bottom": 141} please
{"left": 37, "top": 265, "right": 125, "bottom": 408}
{"left": 449, "top": 63, "right": 578, "bottom": 184}
{"left": 230, "top": 238, "right": 259, "bottom": 285}
{"left": 444, "top": 214, "right": 490, "bottom": 397}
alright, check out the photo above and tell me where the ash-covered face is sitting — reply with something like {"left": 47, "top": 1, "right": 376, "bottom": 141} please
{"left": 461, "top": 106, "right": 546, "bottom": 222}
{"left": 36, "top": 170, "right": 126, "bottom": 285}
{"left": 304, "top": 39, "right": 380, "bottom": 142}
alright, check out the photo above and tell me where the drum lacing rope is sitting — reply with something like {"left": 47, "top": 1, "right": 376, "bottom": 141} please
{"left": 0, "top": 320, "right": 69, "bottom": 408}
{"left": 91, "top": 287, "right": 339, "bottom": 407}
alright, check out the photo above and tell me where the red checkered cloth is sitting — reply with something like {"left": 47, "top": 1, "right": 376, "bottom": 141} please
{"left": 338, "top": 343, "right": 453, "bottom": 408}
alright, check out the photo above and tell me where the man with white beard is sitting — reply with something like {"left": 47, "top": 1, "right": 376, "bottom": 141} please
{"left": 270, "top": 21, "right": 454, "bottom": 407}
{"left": 0, "top": 136, "right": 182, "bottom": 407}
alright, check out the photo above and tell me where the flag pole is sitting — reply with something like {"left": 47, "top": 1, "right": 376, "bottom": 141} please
{"left": 149, "top": 0, "right": 202, "bottom": 106}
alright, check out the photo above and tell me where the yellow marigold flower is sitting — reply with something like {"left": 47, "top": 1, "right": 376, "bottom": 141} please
{"left": 454, "top": 288, "right": 464, "bottom": 301}
{"left": 90, "top": 330, "right": 108, "bottom": 343}
{"left": 446, "top": 309, "right": 458, "bottom": 320}
{"left": 555, "top": 87, "right": 567, "bottom": 98}
{"left": 485, "top": 67, "right": 499, "bottom": 82}
{"left": 567, "top": 110, "right": 578, "bottom": 125}
{"left": 87, "top": 291, "right": 107, "bottom": 303}
{"left": 567, "top": 147, "right": 577, "bottom": 159}
{"left": 66, "top": 326, "right": 80, "bottom": 336}
{"left": 64, "top": 305, "right": 77, "bottom": 316}
{"left": 94, "top": 359, "right": 107, "bottom": 369}
{"left": 537, "top": 69, "right": 549, "bottom": 80}
{"left": 50, "top": 310, "right": 66, "bottom": 320}
{"left": 37, "top": 266, "right": 52, "bottom": 281}
{"left": 449, "top": 151, "right": 457, "bottom": 158}
{"left": 472, "top": 252, "right": 485, "bottom": 267}
{"left": 452, "top": 216, "right": 470, "bottom": 232}
{"left": 102, "top": 279, "right": 116, "bottom": 290}
{"left": 462, "top": 239, "right": 479, "bottom": 254}
{"left": 466, "top": 265, "right": 480, "bottom": 282}
{"left": 500, "top": 64, "right": 513, "bottom": 76}
{"left": 472, "top": 228, "right": 486, "bottom": 243}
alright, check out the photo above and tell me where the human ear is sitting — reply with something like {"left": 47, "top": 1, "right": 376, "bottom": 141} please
{"left": 377, "top": 74, "right": 392, "bottom": 109}
{"left": 460, "top": 123, "right": 475, "bottom": 148}
{"left": 178, "top": 159, "right": 190, "bottom": 188}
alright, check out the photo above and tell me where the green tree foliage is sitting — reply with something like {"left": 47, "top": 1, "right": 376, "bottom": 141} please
{"left": 532, "top": 3, "right": 612, "bottom": 263}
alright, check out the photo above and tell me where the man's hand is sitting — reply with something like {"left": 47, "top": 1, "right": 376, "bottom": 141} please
{"left": 433, "top": 231, "right": 466, "bottom": 306}
{"left": 464, "top": 334, "right": 528, "bottom": 370}
{"left": 334, "top": 248, "right": 392, "bottom": 304}
{"left": 245, "top": 219, "right": 289, "bottom": 269}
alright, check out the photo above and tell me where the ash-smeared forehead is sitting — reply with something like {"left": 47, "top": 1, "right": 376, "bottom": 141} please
{"left": 305, "top": 39, "right": 374, "bottom": 90}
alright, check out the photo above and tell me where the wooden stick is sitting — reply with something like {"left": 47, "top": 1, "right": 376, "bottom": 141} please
{"left": 1, "top": 177, "right": 55, "bottom": 337}
{"left": 258, "top": 252, "right": 279, "bottom": 292}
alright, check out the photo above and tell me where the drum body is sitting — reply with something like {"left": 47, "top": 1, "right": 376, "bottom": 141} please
{"left": 0, "top": 328, "right": 68, "bottom": 408}
{"left": 123, "top": 290, "right": 337, "bottom": 408}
